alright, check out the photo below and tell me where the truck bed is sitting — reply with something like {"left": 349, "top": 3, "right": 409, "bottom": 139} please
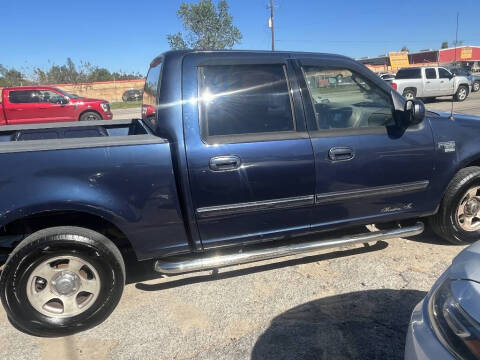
{"left": 0, "top": 118, "right": 191, "bottom": 259}
{"left": 0, "top": 119, "right": 154, "bottom": 151}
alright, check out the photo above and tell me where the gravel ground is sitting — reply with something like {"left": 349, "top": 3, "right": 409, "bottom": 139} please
{"left": 2, "top": 92, "right": 480, "bottom": 359}
{"left": 426, "top": 90, "right": 480, "bottom": 114}
{"left": 0, "top": 230, "right": 468, "bottom": 360}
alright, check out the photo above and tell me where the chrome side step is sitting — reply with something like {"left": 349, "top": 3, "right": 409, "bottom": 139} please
{"left": 154, "top": 222, "right": 424, "bottom": 275}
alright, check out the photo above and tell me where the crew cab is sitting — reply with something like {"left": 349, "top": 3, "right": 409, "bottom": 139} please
{"left": 2, "top": 50, "right": 480, "bottom": 337}
{"left": 0, "top": 86, "right": 113, "bottom": 125}
{"left": 391, "top": 66, "right": 471, "bottom": 101}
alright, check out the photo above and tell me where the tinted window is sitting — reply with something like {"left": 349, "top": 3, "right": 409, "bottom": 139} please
{"left": 395, "top": 68, "right": 422, "bottom": 79}
{"left": 198, "top": 64, "right": 295, "bottom": 139}
{"left": 9, "top": 90, "right": 65, "bottom": 104}
{"left": 142, "top": 59, "right": 162, "bottom": 129}
{"left": 425, "top": 68, "right": 437, "bottom": 79}
{"left": 302, "top": 67, "right": 394, "bottom": 130}
{"left": 439, "top": 68, "right": 452, "bottom": 79}
{"left": 9, "top": 90, "right": 39, "bottom": 104}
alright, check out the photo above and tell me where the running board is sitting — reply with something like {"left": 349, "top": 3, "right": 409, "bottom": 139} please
{"left": 154, "top": 222, "right": 424, "bottom": 275}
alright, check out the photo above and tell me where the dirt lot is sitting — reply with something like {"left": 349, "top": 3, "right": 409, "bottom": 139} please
{"left": 2, "top": 92, "right": 480, "bottom": 360}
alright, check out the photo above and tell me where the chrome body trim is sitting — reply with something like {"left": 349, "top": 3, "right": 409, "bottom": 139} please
{"left": 196, "top": 195, "right": 314, "bottom": 219}
{"left": 154, "top": 222, "right": 424, "bottom": 274}
{"left": 315, "top": 180, "right": 429, "bottom": 205}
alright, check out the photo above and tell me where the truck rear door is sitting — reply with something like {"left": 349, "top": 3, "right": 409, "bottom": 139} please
{"left": 295, "top": 56, "right": 435, "bottom": 230}
{"left": 182, "top": 53, "right": 315, "bottom": 248}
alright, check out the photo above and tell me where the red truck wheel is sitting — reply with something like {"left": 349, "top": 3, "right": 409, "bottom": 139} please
{"left": 0, "top": 226, "right": 125, "bottom": 337}
{"left": 79, "top": 111, "right": 102, "bottom": 121}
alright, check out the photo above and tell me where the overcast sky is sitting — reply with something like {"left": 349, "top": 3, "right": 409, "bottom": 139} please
{"left": 1, "top": 0, "right": 478, "bottom": 75}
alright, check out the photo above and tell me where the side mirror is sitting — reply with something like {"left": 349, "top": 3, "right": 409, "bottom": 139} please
{"left": 404, "top": 99, "right": 425, "bottom": 126}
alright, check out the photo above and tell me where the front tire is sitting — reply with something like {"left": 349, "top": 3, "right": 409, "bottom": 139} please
{"left": 79, "top": 111, "right": 102, "bottom": 121}
{"left": 0, "top": 226, "right": 125, "bottom": 337}
{"left": 430, "top": 167, "right": 480, "bottom": 245}
{"left": 454, "top": 85, "right": 469, "bottom": 102}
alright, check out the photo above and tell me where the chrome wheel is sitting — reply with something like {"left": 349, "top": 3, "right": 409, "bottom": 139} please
{"left": 26, "top": 255, "right": 100, "bottom": 318}
{"left": 474, "top": 82, "right": 480, "bottom": 92}
{"left": 458, "top": 88, "right": 467, "bottom": 101}
{"left": 404, "top": 91, "right": 415, "bottom": 100}
{"left": 456, "top": 186, "right": 480, "bottom": 231}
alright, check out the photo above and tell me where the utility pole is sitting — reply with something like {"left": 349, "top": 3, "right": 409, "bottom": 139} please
{"left": 268, "top": 0, "right": 275, "bottom": 51}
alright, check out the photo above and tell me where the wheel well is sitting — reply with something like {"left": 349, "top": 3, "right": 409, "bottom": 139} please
{"left": 458, "top": 83, "right": 469, "bottom": 89}
{"left": 403, "top": 87, "right": 417, "bottom": 95}
{"left": 0, "top": 211, "right": 135, "bottom": 259}
{"left": 78, "top": 109, "right": 102, "bottom": 121}
{"left": 466, "top": 159, "right": 480, "bottom": 168}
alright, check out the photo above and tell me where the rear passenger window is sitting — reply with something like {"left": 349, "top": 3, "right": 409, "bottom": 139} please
{"left": 425, "top": 68, "right": 437, "bottom": 79}
{"left": 142, "top": 59, "right": 162, "bottom": 129}
{"left": 302, "top": 67, "right": 394, "bottom": 130}
{"left": 9, "top": 90, "right": 38, "bottom": 104}
{"left": 395, "top": 68, "right": 422, "bottom": 79}
{"left": 198, "top": 64, "right": 295, "bottom": 141}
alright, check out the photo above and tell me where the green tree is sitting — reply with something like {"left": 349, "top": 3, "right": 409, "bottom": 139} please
{"left": 400, "top": 45, "right": 409, "bottom": 52}
{"left": 167, "top": 0, "right": 242, "bottom": 50}
{"left": 441, "top": 41, "right": 449, "bottom": 49}
{"left": 0, "top": 65, "right": 29, "bottom": 87}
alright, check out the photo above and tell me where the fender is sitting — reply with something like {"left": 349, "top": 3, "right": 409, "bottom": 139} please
{"left": 427, "top": 113, "right": 480, "bottom": 210}
{"left": 0, "top": 142, "right": 191, "bottom": 260}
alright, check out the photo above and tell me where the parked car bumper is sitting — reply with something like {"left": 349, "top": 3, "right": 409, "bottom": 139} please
{"left": 104, "top": 111, "right": 113, "bottom": 120}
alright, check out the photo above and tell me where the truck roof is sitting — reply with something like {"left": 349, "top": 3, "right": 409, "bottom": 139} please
{"left": 151, "top": 49, "right": 355, "bottom": 67}
{"left": 2, "top": 85, "right": 62, "bottom": 91}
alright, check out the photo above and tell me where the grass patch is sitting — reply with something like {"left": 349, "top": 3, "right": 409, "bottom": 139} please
{"left": 110, "top": 100, "right": 142, "bottom": 110}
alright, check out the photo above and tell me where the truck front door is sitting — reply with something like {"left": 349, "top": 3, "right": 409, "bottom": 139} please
{"left": 438, "top": 68, "right": 456, "bottom": 95}
{"left": 183, "top": 54, "right": 315, "bottom": 248}
{"left": 296, "top": 57, "right": 435, "bottom": 231}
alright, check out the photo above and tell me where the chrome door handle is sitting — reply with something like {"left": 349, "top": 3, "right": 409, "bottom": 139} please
{"left": 209, "top": 155, "right": 241, "bottom": 171}
{"left": 328, "top": 147, "right": 354, "bottom": 161}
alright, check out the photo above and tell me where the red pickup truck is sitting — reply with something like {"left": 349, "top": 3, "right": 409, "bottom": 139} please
{"left": 0, "top": 86, "right": 113, "bottom": 125}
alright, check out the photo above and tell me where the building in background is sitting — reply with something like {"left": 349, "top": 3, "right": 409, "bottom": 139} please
{"left": 359, "top": 46, "right": 480, "bottom": 73}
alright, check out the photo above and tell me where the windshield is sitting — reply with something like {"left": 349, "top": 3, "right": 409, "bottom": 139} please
{"left": 54, "top": 88, "right": 80, "bottom": 99}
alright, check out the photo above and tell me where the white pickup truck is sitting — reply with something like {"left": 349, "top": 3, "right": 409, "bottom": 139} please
{"left": 391, "top": 66, "right": 471, "bottom": 102}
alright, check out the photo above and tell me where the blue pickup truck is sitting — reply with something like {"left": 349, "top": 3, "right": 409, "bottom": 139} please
{"left": 1, "top": 50, "right": 480, "bottom": 337}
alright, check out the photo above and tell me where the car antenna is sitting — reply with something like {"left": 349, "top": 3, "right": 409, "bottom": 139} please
{"left": 450, "top": 12, "right": 460, "bottom": 120}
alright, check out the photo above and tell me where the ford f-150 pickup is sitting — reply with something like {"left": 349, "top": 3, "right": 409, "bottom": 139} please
{"left": 1, "top": 50, "right": 480, "bottom": 337}
{"left": 0, "top": 86, "right": 113, "bottom": 125}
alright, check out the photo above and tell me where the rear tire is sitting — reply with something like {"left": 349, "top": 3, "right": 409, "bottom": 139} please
{"left": 403, "top": 89, "right": 416, "bottom": 100}
{"left": 454, "top": 85, "right": 469, "bottom": 102}
{"left": 79, "top": 111, "right": 102, "bottom": 121}
{"left": 430, "top": 167, "right": 480, "bottom": 245}
{"left": 0, "top": 226, "right": 125, "bottom": 337}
